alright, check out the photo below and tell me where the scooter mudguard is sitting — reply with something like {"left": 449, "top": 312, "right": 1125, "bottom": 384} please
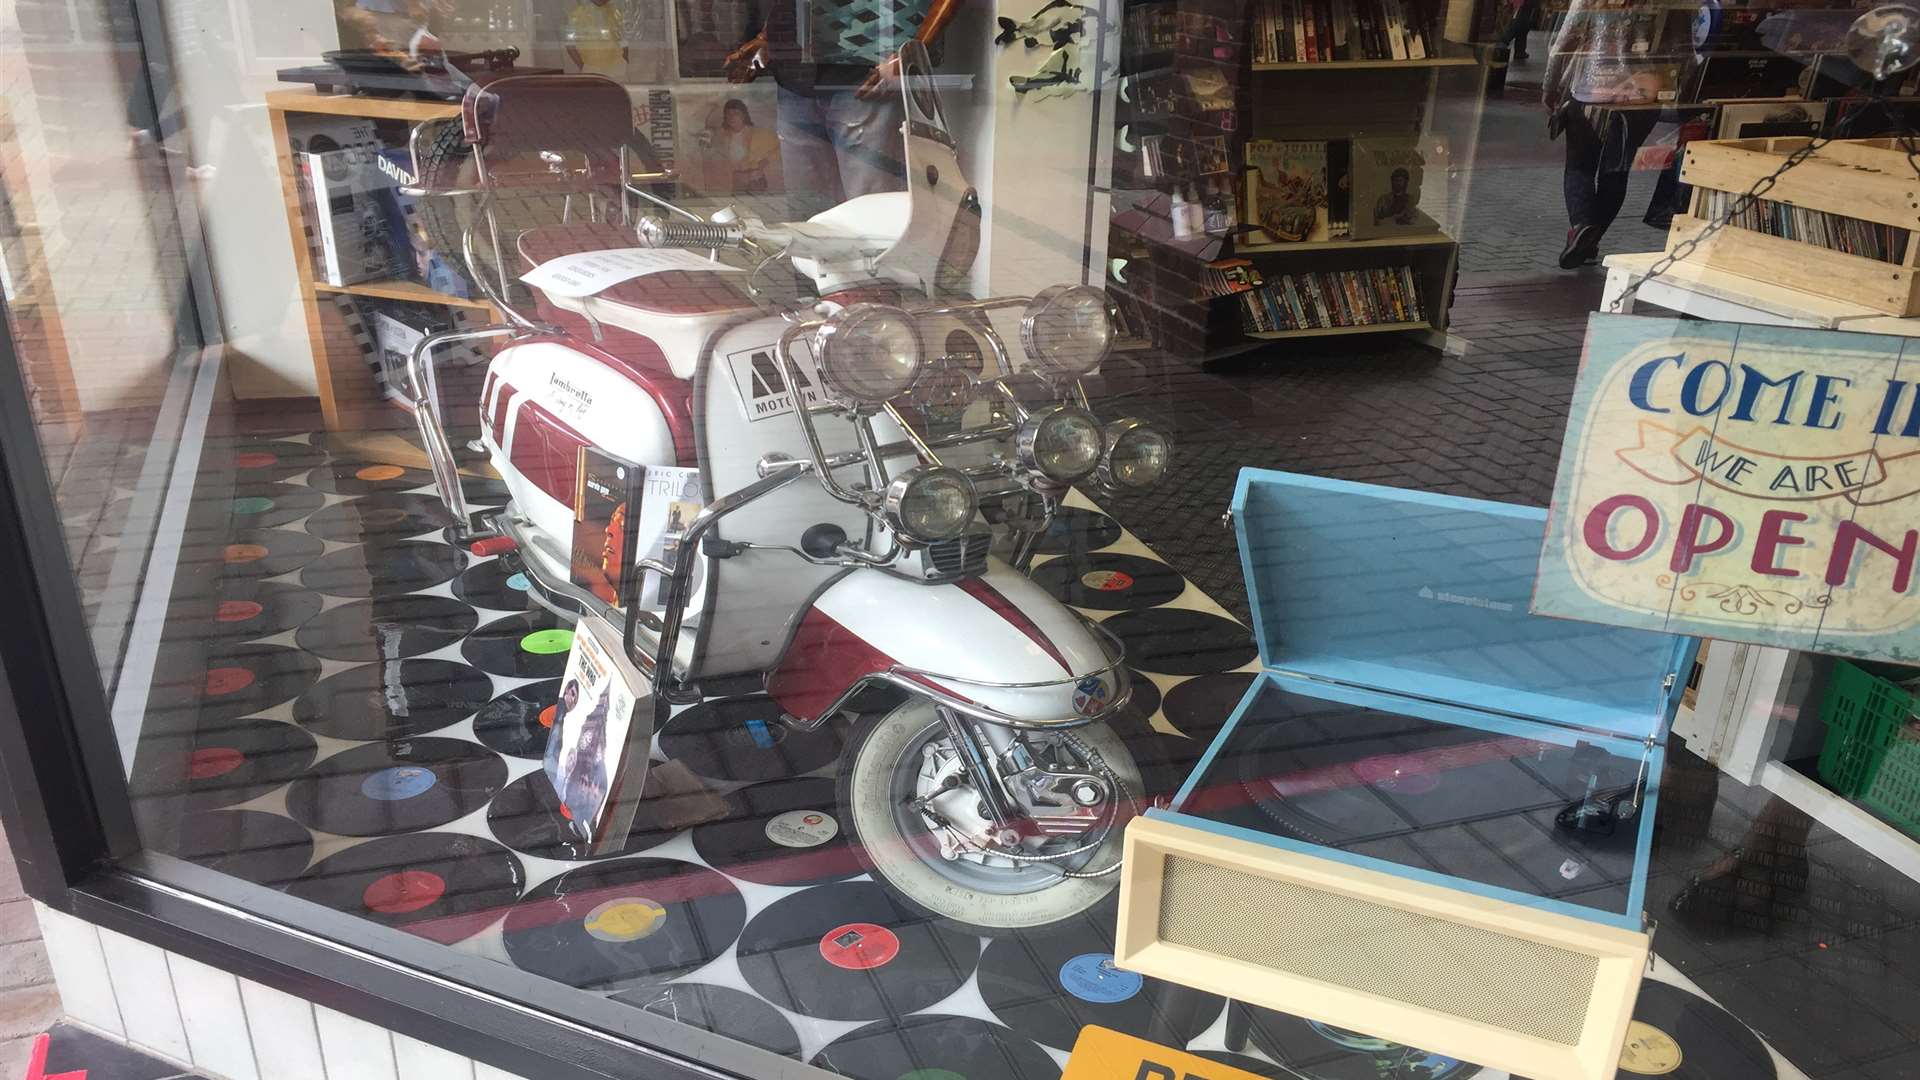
{"left": 767, "top": 557, "right": 1117, "bottom": 726}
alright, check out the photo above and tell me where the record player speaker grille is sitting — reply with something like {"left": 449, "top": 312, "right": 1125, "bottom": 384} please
{"left": 1158, "top": 855, "right": 1599, "bottom": 1045}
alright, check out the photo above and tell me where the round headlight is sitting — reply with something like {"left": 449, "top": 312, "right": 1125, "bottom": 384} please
{"left": 884, "top": 465, "right": 977, "bottom": 543}
{"left": 1021, "top": 284, "right": 1114, "bottom": 379}
{"left": 1017, "top": 405, "right": 1103, "bottom": 482}
{"left": 1100, "top": 419, "right": 1171, "bottom": 489}
{"left": 814, "top": 304, "right": 923, "bottom": 404}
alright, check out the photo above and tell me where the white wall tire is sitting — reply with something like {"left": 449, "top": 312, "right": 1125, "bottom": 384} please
{"left": 835, "top": 697, "right": 1141, "bottom": 936}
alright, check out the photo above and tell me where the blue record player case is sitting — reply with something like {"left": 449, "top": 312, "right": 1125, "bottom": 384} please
{"left": 1113, "top": 469, "right": 1698, "bottom": 1080}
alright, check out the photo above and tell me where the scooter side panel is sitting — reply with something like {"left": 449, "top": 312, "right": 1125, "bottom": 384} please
{"left": 692, "top": 317, "right": 877, "bottom": 678}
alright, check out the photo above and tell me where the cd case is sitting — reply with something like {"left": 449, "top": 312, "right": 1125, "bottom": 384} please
{"left": 1114, "top": 469, "right": 1697, "bottom": 1080}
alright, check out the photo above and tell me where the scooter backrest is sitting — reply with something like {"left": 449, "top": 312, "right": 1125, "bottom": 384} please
{"left": 463, "top": 73, "right": 639, "bottom": 193}
{"left": 870, "top": 42, "right": 980, "bottom": 294}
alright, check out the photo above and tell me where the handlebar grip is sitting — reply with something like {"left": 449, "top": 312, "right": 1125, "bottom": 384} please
{"left": 637, "top": 218, "right": 747, "bottom": 249}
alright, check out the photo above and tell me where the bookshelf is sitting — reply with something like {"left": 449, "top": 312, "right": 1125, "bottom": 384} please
{"left": 1108, "top": 0, "right": 1489, "bottom": 361}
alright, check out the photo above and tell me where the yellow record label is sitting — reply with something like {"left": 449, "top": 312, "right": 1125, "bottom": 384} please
{"left": 1619, "top": 1020, "right": 1684, "bottom": 1075}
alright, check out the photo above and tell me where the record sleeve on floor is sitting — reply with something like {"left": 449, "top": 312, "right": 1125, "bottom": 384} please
{"left": 1033, "top": 506, "right": 1122, "bottom": 555}
{"left": 736, "top": 881, "right": 981, "bottom": 1022}
{"left": 157, "top": 809, "right": 314, "bottom": 887}
{"left": 1237, "top": 1001, "right": 1482, "bottom": 1080}
{"left": 811, "top": 1014, "right": 1061, "bottom": 1080}
{"left": 1100, "top": 609, "right": 1257, "bottom": 676}
{"left": 293, "top": 595, "right": 479, "bottom": 663}
{"left": 204, "top": 580, "right": 323, "bottom": 642}
{"left": 657, "top": 696, "right": 842, "bottom": 783}
{"left": 979, "top": 911, "right": 1222, "bottom": 1051}
{"left": 299, "top": 540, "right": 466, "bottom": 599}
{"left": 175, "top": 643, "right": 323, "bottom": 724}
{"left": 462, "top": 611, "right": 575, "bottom": 678}
{"left": 500, "top": 857, "right": 746, "bottom": 991}
{"left": 292, "top": 659, "right": 494, "bottom": 741}
{"left": 610, "top": 982, "right": 802, "bottom": 1060}
{"left": 217, "top": 527, "right": 326, "bottom": 581}
{"left": 472, "top": 680, "right": 561, "bottom": 758}
{"left": 284, "top": 737, "right": 507, "bottom": 836}
{"left": 306, "top": 460, "right": 437, "bottom": 496}
{"left": 128, "top": 718, "right": 318, "bottom": 811}
{"left": 304, "top": 493, "right": 459, "bottom": 545}
{"left": 286, "top": 831, "right": 525, "bottom": 944}
{"left": 689, "top": 777, "right": 861, "bottom": 887}
{"left": 486, "top": 770, "right": 680, "bottom": 861}
{"left": 225, "top": 481, "right": 325, "bottom": 530}
{"left": 1031, "top": 552, "right": 1186, "bottom": 611}
{"left": 453, "top": 558, "right": 539, "bottom": 612}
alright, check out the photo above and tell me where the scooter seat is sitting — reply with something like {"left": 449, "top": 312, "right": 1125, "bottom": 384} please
{"left": 516, "top": 223, "right": 757, "bottom": 315}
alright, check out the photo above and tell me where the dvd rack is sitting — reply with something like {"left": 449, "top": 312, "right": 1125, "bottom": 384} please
{"left": 1700, "top": 189, "right": 1911, "bottom": 265}
{"left": 1236, "top": 265, "right": 1426, "bottom": 332}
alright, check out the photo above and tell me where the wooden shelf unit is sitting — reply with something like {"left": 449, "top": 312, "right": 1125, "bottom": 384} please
{"left": 1251, "top": 55, "right": 1479, "bottom": 69}
{"left": 266, "top": 88, "right": 499, "bottom": 431}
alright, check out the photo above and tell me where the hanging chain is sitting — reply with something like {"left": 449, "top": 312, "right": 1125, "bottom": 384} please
{"left": 1609, "top": 96, "right": 1920, "bottom": 313}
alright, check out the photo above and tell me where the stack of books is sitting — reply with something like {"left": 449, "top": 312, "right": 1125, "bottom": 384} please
{"left": 1250, "top": 0, "right": 1435, "bottom": 63}
{"left": 1237, "top": 266, "right": 1425, "bottom": 331}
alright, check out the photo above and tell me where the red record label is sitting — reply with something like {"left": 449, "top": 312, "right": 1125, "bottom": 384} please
{"left": 539, "top": 705, "right": 558, "bottom": 729}
{"left": 204, "top": 666, "right": 256, "bottom": 696}
{"left": 819, "top": 923, "right": 900, "bottom": 971}
{"left": 216, "top": 600, "right": 264, "bottom": 623}
{"left": 362, "top": 870, "right": 448, "bottom": 914}
{"left": 187, "top": 747, "right": 245, "bottom": 780}
{"left": 235, "top": 452, "right": 278, "bottom": 469}
{"left": 224, "top": 543, "right": 269, "bottom": 564}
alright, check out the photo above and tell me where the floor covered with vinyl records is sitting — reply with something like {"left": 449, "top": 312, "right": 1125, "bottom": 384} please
{"left": 116, "top": 429, "right": 1898, "bottom": 1080}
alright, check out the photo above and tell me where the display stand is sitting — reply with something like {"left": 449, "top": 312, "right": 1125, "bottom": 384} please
{"left": 1602, "top": 250, "right": 1920, "bottom": 335}
{"left": 266, "top": 89, "right": 502, "bottom": 432}
{"left": 1108, "top": 0, "right": 1488, "bottom": 361}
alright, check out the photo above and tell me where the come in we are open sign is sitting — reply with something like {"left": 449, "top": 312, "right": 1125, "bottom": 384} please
{"left": 1535, "top": 315, "right": 1920, "bottom": 663}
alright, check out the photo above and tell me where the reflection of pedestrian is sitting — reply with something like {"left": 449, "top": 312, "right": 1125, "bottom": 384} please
{"left": 566, "top": 0, "right": 629, "bottom": 79}
{"left": 1501, "top": 0, "right": 1539, "bottom": 61}
{"left": 1544, "top": 20, "right": 1666, "bottom": 268}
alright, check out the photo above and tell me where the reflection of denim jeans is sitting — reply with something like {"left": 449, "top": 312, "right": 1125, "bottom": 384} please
{"left": 775, "top": 83, "right": 906, "bottom": 220}
{"left": 1561, "top": 104, "right": 1658, "bottom": 231}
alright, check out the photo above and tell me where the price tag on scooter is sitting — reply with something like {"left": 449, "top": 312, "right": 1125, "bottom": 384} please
{"left": 520, "top": 247, "right": 741, "bottom": 299}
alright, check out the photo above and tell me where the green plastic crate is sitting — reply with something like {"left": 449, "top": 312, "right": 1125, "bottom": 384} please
{"left": 1863, "top": 726, "right": 1920, "bottom": 838}
{"left": 1816, "top": 660, "right": 1915, "bottom": 797}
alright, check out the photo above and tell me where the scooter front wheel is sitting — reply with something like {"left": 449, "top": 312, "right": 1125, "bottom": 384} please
{"left": 836, "top": 697, "right": 1141, "bottom": 936}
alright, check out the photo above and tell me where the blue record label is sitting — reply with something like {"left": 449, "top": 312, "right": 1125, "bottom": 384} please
{"left": 361, "top": 765, "right": 437, "bottom": 800}
{"left": 506, "top": 572, "right": 532, "bottom": 592}
{"left": 1058, "top": 952, "right": 1143, "bottom": 1004}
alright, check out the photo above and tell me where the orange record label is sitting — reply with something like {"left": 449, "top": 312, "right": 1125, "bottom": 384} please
{"left": 1063, "top": 1026, "right": 1268, "bottom": 1080}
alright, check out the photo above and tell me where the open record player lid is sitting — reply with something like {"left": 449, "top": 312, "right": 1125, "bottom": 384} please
{"left": 1229, "top": 469, "right": 1696, "bottom": 742}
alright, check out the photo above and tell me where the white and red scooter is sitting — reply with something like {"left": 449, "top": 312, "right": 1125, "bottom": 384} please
{"left": 406, "top": 44, "right": 1174, "bottom": 933}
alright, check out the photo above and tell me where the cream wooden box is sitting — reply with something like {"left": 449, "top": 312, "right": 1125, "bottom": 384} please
{"left": 1672, "top": 137, "right": 1920, "bottom": 316}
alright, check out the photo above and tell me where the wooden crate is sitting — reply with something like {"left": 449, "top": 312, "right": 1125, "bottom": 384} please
{"left": 1671, "top": 137, "right": 1920, "bottom": 316}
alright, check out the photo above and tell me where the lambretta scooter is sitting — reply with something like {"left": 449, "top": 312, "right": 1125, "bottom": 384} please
{"left": 405, "top": 44, "right": 1175, "bottom": 933}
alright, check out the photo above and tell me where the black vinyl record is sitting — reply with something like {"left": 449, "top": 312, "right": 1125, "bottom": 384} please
{"left": 658, "top": 696, "right": 843, "bottom": 783}
{"left": 306, "top": 460, "right": 437, "bottom": 496}
{"left": 1033, "top": 506, "right": 1122, "bottom": 555}
{"left": 611, "top": 982, "right": 802, "bottom": 1060}
{"left": 285, "top": 832, "right": 524, "bottom": 944}
{"left": 486, "top": 770, "right": 679, "bottom": 861}
{"left": 300, "top": 540, "right": 465, "bottom": 598}
{"left": 1192, "top": 1050, "right": 1296, "bottom": 1079}
{"left": 736, "top": 881, "right": 981, "bottom": 1021}
{"left": 500, "top": 857, "right": 746, "bottom": 991}
{"left": 812, "top": 1015, "right": 1060, "bottom": 1080}
{"left": 453, "top": 558, "right": 539, "bottom": 612}
{"left": 284, "top": 737, "right": 508, "bottom": 837}
{"left": 472, "top": 679, "right": 561, "bottom": 758}
{"left": 1030, "top": 552, "right": 1186, "bottom": 612}
{"left": 1613, "top": 982, "right": 1775, "bottom": 1080}
{"left": 294, "top": 594, "right": 479, "bottom": 662}
{"left": 128, "top": 718, "right": 318, "bottom": 811}
{"left": 978, "top": 912, "right": 1222, "bottom": 1051}
{"left": 226, "top": 481, "right": 326, "bottom": 529}
{"left": 462, "top": 611, "right": 576, "bottom": 678}
{"left": 1162, "top": 671, "right": 1259, "bottom": 740}
{"left": 689, "top": 778, "right": 860, "bottom": 887}
{"left": 231, "top": 439, "right": 328, "bottom": 482}
{"left": 1240, "top": 1001, "right": 1482, "bottom": 1080}
{"left": 305, "top": 493, "right": 458, "bottom": 544}
{"left": 292, "top": 659, "right": 494, "bottom": 741}
{"left": 182, "top": 643, "right": 323, "bottom": 723}
{"left": 1102, "top": 668, "right": 1163, "bottom": 746}
{"left": 157, "top": 809, "right": 313, "bottom": 887}
{"left": 205, "top": 580, "right": 322, "bottom": 642}
{"left": 1101, "top": 608, "right": 1258, "bottom": 676}
{"left": 218, "top": 528, "right": 325, "bottom": 581}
